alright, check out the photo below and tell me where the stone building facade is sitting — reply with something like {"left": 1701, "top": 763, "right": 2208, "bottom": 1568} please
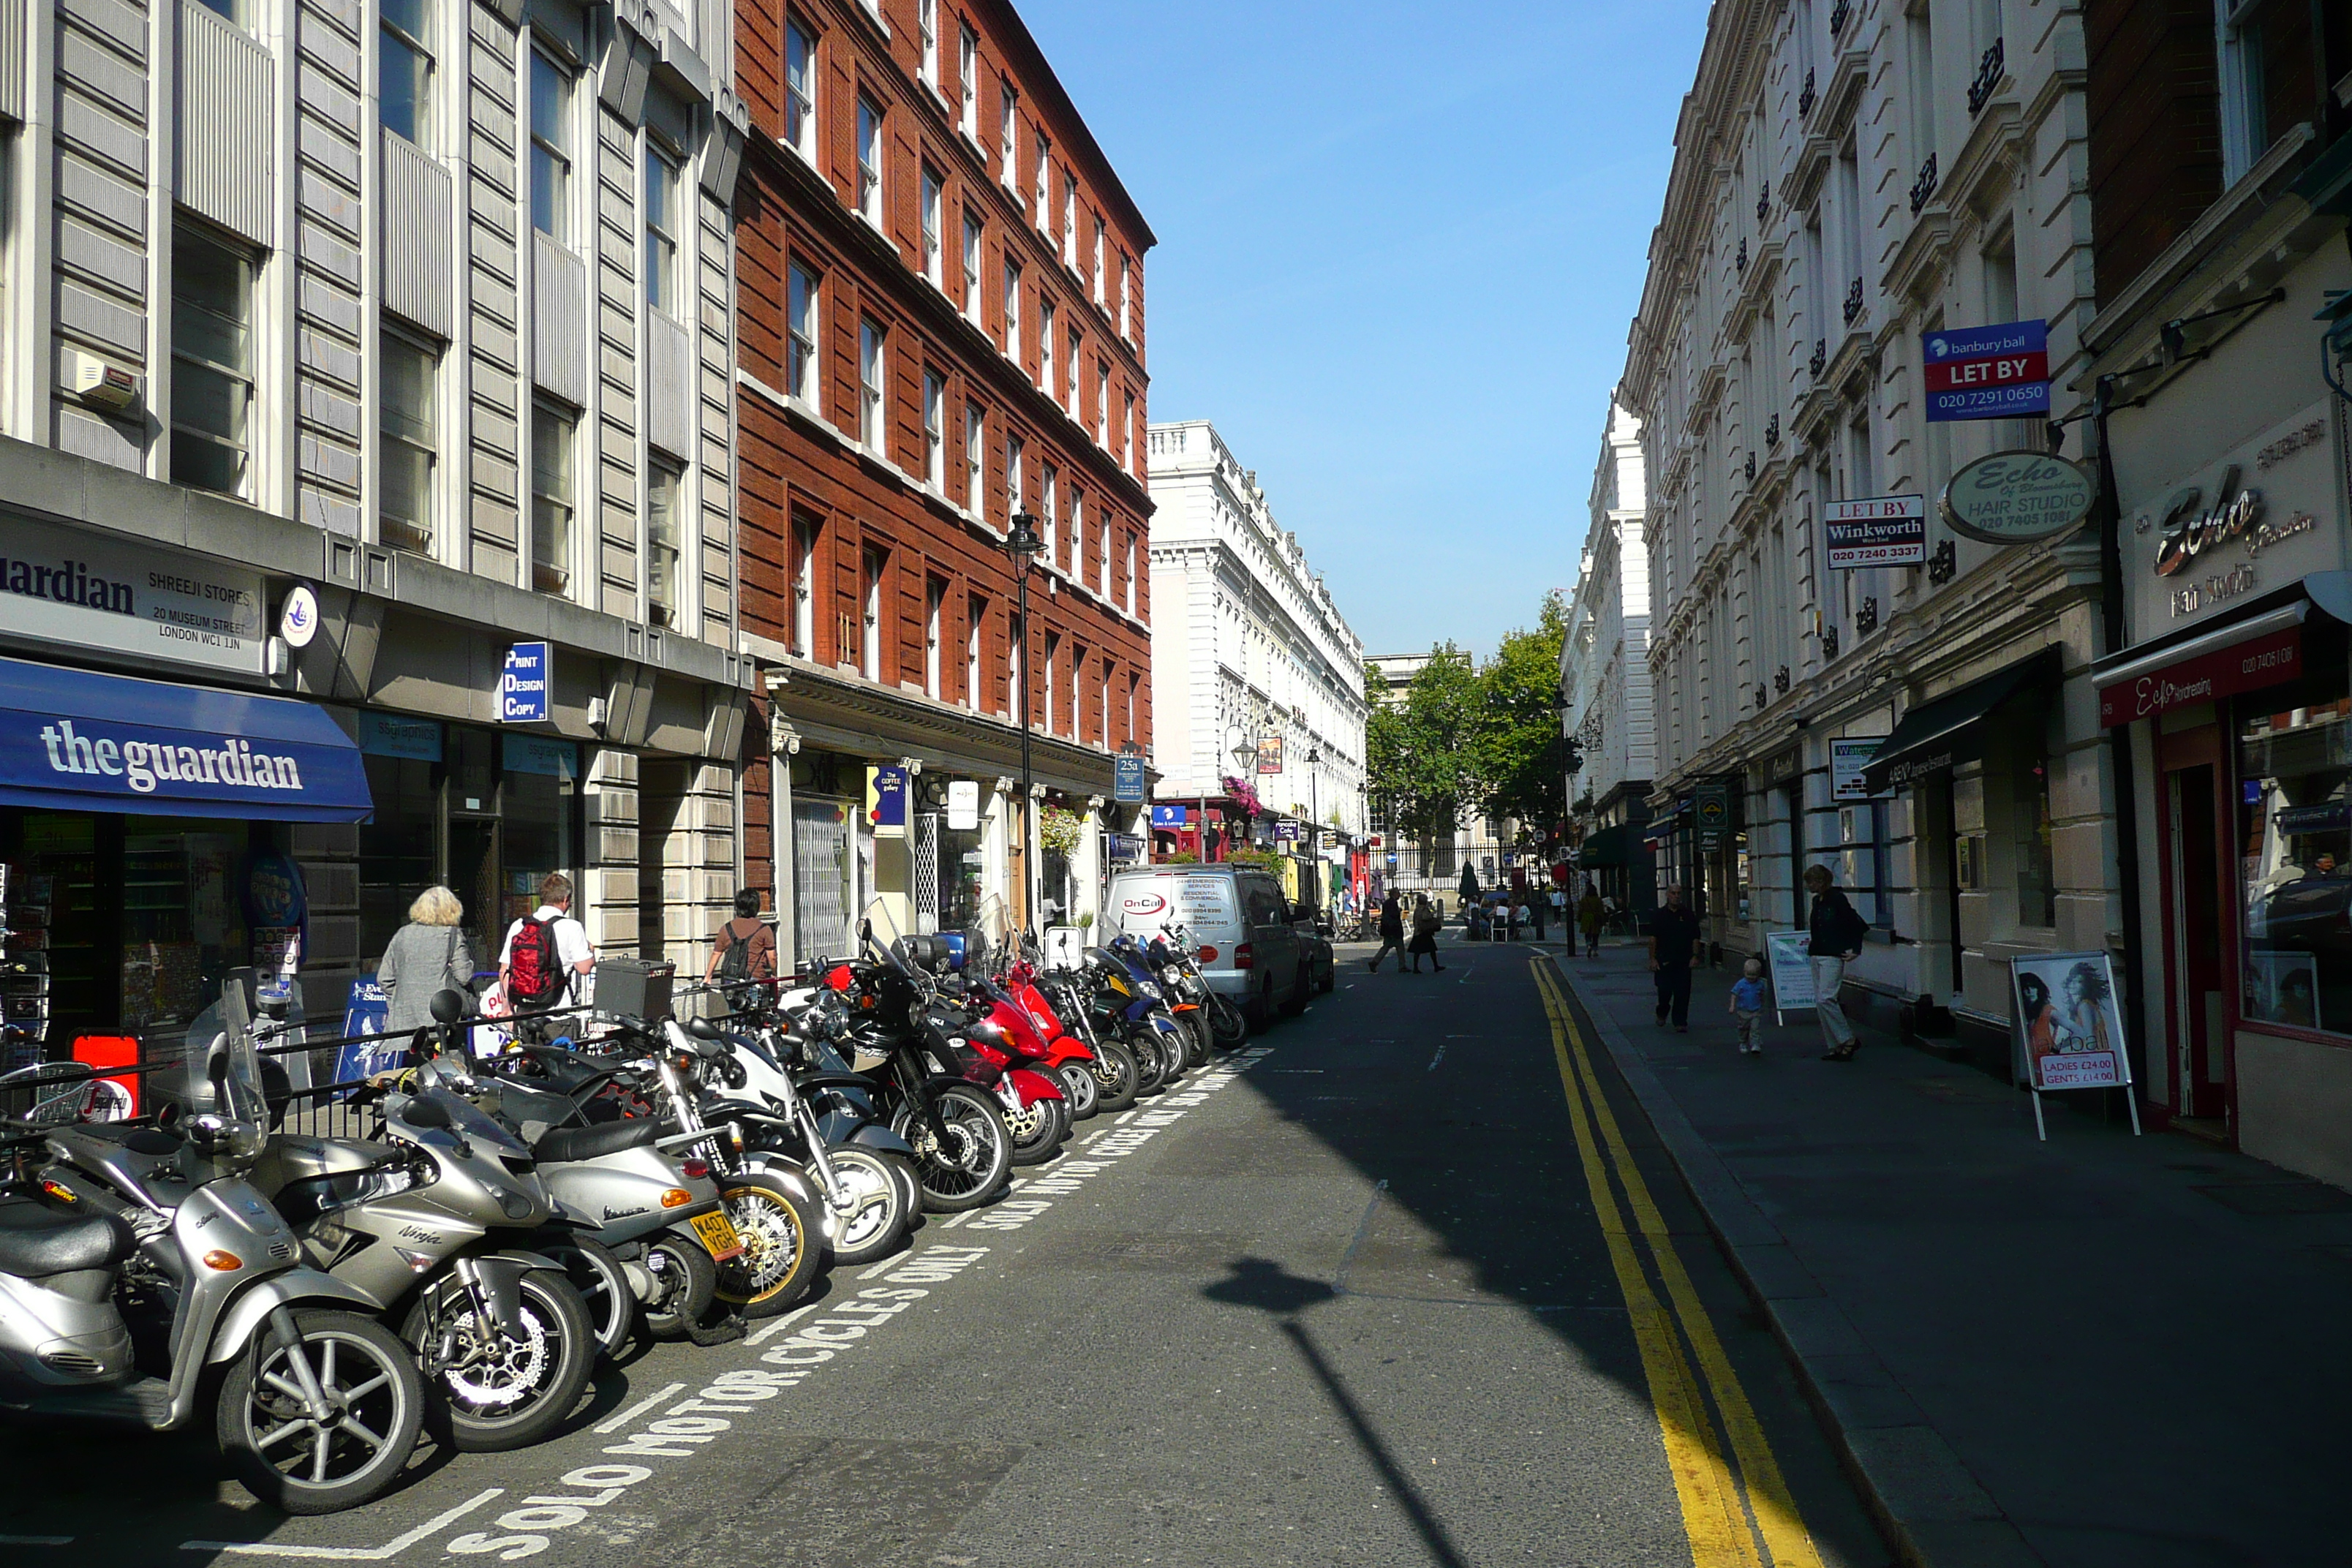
{"left": 1561, "top": 396, "right": 1655, "bottom": 919}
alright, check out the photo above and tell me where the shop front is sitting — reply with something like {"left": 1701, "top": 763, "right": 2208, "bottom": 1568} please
{"left": 0, "top": 655, "right": 372, "bottom": 1068}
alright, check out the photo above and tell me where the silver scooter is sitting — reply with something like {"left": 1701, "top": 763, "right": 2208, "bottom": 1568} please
{"left": 1, "top": 985, "right": 426, "bottom": 1514}
{"left": 251, "top": 1078, "right": 595, "bottom": 1452}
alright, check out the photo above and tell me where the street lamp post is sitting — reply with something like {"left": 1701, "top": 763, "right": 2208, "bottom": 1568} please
{"left": 1003, "top": 512, "right": 1044, "bottom": 934}
{"left": 1306, "top": 743, "right": 1322, "bottom": 908}
{"left": 1229, "top": 733, "right": 1259, "bottom": 863}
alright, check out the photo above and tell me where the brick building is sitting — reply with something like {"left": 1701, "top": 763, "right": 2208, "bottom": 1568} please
{"left": 729, "top": 0, "right": 1155, "bottom": 967}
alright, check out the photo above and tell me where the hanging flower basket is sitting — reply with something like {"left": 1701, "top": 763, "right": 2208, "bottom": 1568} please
{"left": 1039, "top": 806, "right": 1085, "bottom": 855}
{"left": 1221, "top": 775, "right": 1264, "bottom": 818}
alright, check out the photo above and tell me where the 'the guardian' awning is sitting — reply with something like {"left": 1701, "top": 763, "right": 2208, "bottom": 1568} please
{"left": 0, "top": 655, "right": 372, "bottom": 823}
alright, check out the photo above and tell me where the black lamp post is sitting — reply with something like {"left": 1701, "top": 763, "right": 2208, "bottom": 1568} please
{"left": 1003, "top": 511, "right": 1044, "bottom": 932}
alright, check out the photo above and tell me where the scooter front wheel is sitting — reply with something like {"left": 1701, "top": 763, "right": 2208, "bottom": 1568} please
{"left": 823, "top": 1146, "right": 914, "bottom": 1267}
{"left": 715, "top": 1176, "right": 825, "bottom": 1317}
{"left": 1056, "top": 1059, "right": 1100, "bottom": 1120}
{"left": 218, "top": 1308, "right": 423, "bottom": 1515}
{"left": 537, "top": 1233, "right": 635, "bottom": 1359}
{"left": 405, "top": 1269, "right": 597, "bottom": 1452}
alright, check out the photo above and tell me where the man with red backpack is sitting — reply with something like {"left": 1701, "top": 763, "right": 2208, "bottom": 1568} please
{"left": 498, "top": 872, "right": 595, "bottom": 1041}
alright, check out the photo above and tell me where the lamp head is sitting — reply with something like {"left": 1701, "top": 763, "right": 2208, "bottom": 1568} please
{"left": 1006, "top": 513, "right": 1044, "bottom": 559}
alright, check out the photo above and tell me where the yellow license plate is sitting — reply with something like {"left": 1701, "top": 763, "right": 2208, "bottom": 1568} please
{"left": 689, "top": 1210, "right": 745, "bottom": 1262}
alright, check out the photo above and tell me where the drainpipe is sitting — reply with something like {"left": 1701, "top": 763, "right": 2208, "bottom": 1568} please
{"left": 2092, "top": 377, "right": 2151, "bottom": 1107}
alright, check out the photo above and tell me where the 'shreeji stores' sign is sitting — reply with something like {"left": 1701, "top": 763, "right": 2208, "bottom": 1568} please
{"left": 0, "top": 511, "right": 266, "bottom": 675}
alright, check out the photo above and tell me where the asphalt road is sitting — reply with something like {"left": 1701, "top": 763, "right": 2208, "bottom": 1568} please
{"left": 0, "top": 940, "right": 1890, "bottom": 1567}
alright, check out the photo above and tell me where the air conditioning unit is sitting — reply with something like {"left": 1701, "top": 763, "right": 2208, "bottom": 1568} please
{"left": 65, "top": 351, "right": 141, "bottom": 415}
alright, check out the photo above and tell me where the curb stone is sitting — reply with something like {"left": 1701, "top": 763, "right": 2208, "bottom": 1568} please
{"left": 1550, "top": 957, "right": 2046, "bottom": 1568}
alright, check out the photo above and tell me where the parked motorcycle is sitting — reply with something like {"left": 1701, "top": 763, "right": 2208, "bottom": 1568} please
{"left": 2, "top": 989, "right": 425, "bottom": 1514}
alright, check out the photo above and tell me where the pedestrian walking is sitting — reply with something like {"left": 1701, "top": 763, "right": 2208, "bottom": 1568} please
{"left": 1530, "top": 890, "right": 1547, "bottom": 941}
{"left": 706, "top": 889, "right": 777, "bottom": 987}
{"left": 377, "top": 885, "right": 475, "bottom": 1034}
{"left": 498, "top": 872, "right": 595, "bottom": 1042}
{"left": 1648, "top": 883, "right": 1701, "bottom": 1031}
{"left": 1550, "top": 883, "right": 1569, "bottom": 938}
{"left": 1407, "top": 896, "right": 1446, "bottom": 973}
{"left": 1578, "top": 885, "right": 1605, "bottom": 960}
{"left": 1729, "top": 956, "right": 1768, "bottom": 1055}
{"left": 1367, "top": 892, "right": 1408, "bottom": 973}
{"left": 1803, "top": 864, "right": 1869, "bottom": 1060}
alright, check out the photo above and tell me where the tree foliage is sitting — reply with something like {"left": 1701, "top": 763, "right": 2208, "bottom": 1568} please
{"left": 1366, "top": 592, "right": 1570, "bottom": 851}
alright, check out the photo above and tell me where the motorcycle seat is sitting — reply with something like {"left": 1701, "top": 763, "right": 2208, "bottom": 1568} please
{"left": 0, "top": 1196, "right": 136, "bottom": 1279}
{"left": 532, "top": 1117, "right": 661, "bottom": 1164}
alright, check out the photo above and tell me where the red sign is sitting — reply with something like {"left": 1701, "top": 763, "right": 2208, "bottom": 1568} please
{"left": 2097, "top": 624, "right": 2302, "bottom": 726}
{"left": 1923, "top": 351, "right": 2048, "bottom": 394}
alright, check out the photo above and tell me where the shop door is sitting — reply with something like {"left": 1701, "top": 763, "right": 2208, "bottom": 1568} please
{"left": 2160, "top": 757, "right": 2231, "bottom": 1120}
{"left": 450, "top": 818, "right": 501, "bottom": 982}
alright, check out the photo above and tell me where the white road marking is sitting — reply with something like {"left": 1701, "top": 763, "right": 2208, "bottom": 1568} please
{"left": 181, "top": 1489, "right": 504, "bottom": 1558}
{"left": 593, "top": 1382, "right": 687, "bottom": 1435}
{"left": 0, "top": 1538, "right": 73, "bottom": 1548}
{"left": 1427, "top": 1041, "right": 1447, "bottom": 1071}
{"left": 745, "top": 1298, "right": 831, "bottom": 1344}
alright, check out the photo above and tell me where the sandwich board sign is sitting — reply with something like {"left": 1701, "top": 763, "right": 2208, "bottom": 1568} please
{"left": 1764, "top": 931, "right": 1816, "bottom": 1025}
{"left": 2010, "top": 951, "right": 2139, "bottom": 1141}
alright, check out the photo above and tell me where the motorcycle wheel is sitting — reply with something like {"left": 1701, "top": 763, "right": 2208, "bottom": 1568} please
{"left": 822, "top": 1146, "right": 913, "bottom": 1267}
{"left": 1087, "top": 1038, "right": 1140, "bottom": 1112}
{"left": 892, "top": 1084, "right": 1013, "bottom": 1212}
{"left": 1207, "top": 990, "right": 1248, "bottom": 1050}
{"left": 1056, "top": 1060, "right": 1100, "bottom": 1120}
{"left": 1125, "top": 1026, "right": 1169, "bottom": 1096}
{"left": 641, "top": 1229, "right": 720, "bottom": 1341}
{"left": 404, "top": 1269, "right": 596, "bottom": 1453}
{"left": 1005, "top": 1090, "right": 1066, "bottom": 1166}
{"left": 1177, "top": 1011, "right": 1210, "bottom": 1071}
{"left": 218, "top": 1308, "right": 423, "bottom": 1515}
{"left": 538, "top": 1233, "right": 635, "bottom": 1359}
{"left": 715, "top": 1176, "right": 825, "bottom": 1317}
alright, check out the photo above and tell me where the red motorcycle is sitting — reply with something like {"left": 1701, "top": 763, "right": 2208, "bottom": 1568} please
{"left": 998, "top": 962, "right": 1107, "bottom": 1122}
{"left": 957, "top": 971, "right": 1078, "bottom": 1165}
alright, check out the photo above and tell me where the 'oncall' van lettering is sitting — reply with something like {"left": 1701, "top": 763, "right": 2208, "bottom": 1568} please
{"left": 39, "top": 719, "right": 305, "bottom": 794}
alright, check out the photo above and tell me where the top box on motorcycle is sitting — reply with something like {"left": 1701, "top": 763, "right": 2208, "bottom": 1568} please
{"left": 597, "top": 958, "right": 674, "bottom": 1022}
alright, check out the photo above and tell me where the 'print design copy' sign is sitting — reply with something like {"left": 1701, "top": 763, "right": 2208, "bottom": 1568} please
{"left": 500, "top": 642, "right": 551, "bottom": 723}
{"left": 1923, "top": 319, "right": 2049, "bottom": 422}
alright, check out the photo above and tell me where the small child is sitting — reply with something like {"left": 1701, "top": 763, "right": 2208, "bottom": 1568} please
{"left": 1730, "top": 957, "right": 1768, "bottom": 1055}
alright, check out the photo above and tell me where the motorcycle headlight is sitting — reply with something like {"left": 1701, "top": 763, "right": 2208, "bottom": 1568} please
{"left": 1140, "top": 982, "right": 1164, "bottom": 1000}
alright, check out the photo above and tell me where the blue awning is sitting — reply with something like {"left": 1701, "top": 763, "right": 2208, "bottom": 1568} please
{"left": 0, "top": 655, "right": 372, "bottom": 823}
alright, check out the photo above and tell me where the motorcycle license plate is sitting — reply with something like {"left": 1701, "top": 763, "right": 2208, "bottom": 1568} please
{"left": 689, "top": 1210, "right": 746, "bottom": 1262}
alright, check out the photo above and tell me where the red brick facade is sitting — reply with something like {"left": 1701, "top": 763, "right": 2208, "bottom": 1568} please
{"left": 731, "top": 0, "right": 1154, "bottom": 911}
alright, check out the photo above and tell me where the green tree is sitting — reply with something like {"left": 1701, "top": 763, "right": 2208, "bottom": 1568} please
{"left": 1475, "top": 591, "right": 1571, "bottom": 837}
{"left": 1364, "top": 647, "right": 1482, "bottom": 851}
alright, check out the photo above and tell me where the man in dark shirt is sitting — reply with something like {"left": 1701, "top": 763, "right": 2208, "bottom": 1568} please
{"left": 1648, "top": 883, "right": 1703, "bottom": 1030}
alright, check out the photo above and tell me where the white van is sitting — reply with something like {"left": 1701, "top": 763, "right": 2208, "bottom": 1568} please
{"left": 1102, "top": 863, "right": 1310, "bottom": 1028}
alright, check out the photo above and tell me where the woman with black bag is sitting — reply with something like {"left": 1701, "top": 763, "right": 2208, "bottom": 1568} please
{"left": 377, "top": 884, "right": 475, "bottom": 1033}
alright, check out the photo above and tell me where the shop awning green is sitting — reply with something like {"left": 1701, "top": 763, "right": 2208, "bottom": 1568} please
{"left": 1861, "top": 648, "right": 2061, "bottom": 794}
{"left": 1577, "top": 825, "right": 1629, "bottom": 867}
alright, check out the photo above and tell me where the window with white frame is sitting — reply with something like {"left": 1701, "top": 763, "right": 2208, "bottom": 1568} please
{"left": 1101, "top": 663, "right": 1112, "bottom": 747}
{"left": 1044, "top": 632, "right": 1060, "bottom": 733}
{"left": 1007, "top": 433, "right": 1025, "bottom": 513}
{"left": 1121, "top": 388, "right": 1134, "bottom": 471}
{"left": 999, "top": 81, "right": 1018, "bottom": 186}
{"left": 380, "top": 327, "right": 438, "bottom": 554}
{"left": 2215, "top": 0, "right": 2291, "bottom": 184}
{"left": 170, "top": 224, "right": 254, "bottom": 497}
{"left": 529, "top": 50, "right": 573, "bottom": 243}
{"left": 1092, "top": 216, "right": 1105, "bottom": 305}
{"left": 787, "top": 262, "right": 818, "bottom": 407}
{"left": 1095, "top": 359, "right": 1107, "bottom": 444}
{"left": 644, "top": 145, "right": 681, "bottom": 314}
{"left": 1034, "top": 133, "right": 1051, "bottom": 227}
{"left": 647, "top": 460, "right": 683, "bottom": 628}
{"left": 1038, "top": 297, "right": 1055, "bottom": 391}
{"left": 381, "top": 0, "right": 432, "bottom": 148}
{"left": 1069, "top": 644, "right": 1082, "bottom": 737}
{"left": 961, "top": 209, "right": 982, "bottom": 318}
{"left": 921, "top": 369, "right": 944, "bottom": 490}
{"left": 1003, "top": 256, "right": 1022, "bottom": 360}
{"left": 918, "top": 0, "right": 938, "bottom": 87}
{"left": 859, "top": 317, "right": 886, "bottom": 454}
{"left": 1126, "top": 671, "right": 1137, "bottom": 745}
{"left": 965, "top": 593, "right": 984, "bottom": 711}
{"left": 965, "top": 403, "right": 986, "bottom": 515}
{"left": 1061, "top": 170, "right": 1075, "bottom": 263}
{"left": 924, "top": 574, "right": 946, "bottom": 697}
{"left": 959, "top": 25, "right": 978, "bottom": 135}
{"left": 529, "top": 401, "right": 576, "bottom": 596}
{"left": 1009, "top": 609, "right": 1023, "bottom": 716}
{"left": 792, "top": 513, "right": 819, "bottom": 656}
{"left": 862, "top": 545, "right": 887, "bottom": 679}
{"left": 856, "top": 97, "right": 883, "bottom": 223}
{"left": 1123, "top": 532, "right": 1135, "bottom": 615}
{"left": 1118, "top": 252, "right": 1131, "bottom": 339}
{"left": 1066, "top": 327, "right": 1082, "bottom": 415}
{"left": 920, "top": 166, "right": 943, "bottom": 284}
{"left": 1067, "top": 488, "right": 1084, "bottom": 587}
{"left": 785, "top": 18, "right": 816, "bottom": 159}
{"left": 1041, "top": 462, "right": 1058, "bottom": 559}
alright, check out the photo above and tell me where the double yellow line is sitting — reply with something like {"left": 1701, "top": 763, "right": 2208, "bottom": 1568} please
{"left": 1531, "top": 958, "right": 1823, "bottom": 1568}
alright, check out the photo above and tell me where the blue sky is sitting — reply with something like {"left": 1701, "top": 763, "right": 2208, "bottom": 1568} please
{"left": 1019, "top": 0, "right": 1711, "bottom": 661}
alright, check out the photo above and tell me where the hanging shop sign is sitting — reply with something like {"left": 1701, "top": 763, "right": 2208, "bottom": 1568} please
{"left": 1113, "top": 754, "right": 1147, "bottom": 802}
{"left": 1824, "top": 495, "right": 1927, "bottom": 568}
{"left": 1940, "top": 451, "right": 2096, "bottom": 545}
{"left": 1693, "top": 784, "right": 1732, "bottom": 832}
{"left": 1831, "top": 738, "right": 1886, "bottom": 802}
{"left": 1923, "top": 318, "right": 2049, "bottom": 422}
{"left": 0, "top": 511, "right": 266, "bottom": 675}
{"left": 1148, "top": 802, "right": 1186, "bottom": 829}
{"left": 500, "top": 642, "right": 551, "bottom": 723}
{"left": 869, "top": 765, "right": 909, "bottom": 829}
{"left": 1255, "top": 736, "right": 1284, "bottom": 775}
{"left": 947, "top": 779, "right": 981, "bottom": 831}
{"left": 1274, "top": 820, "right": 1301, "bottom": 843}
{"left": 276, "top": 584, "right": 321, "bottom": 649}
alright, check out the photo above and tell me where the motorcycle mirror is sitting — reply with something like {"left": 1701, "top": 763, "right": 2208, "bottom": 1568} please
{"left": 430, "top": 989, "right": 469, "bottom": 1025}
{"left": 403, "top": 1096, "right": 453, "bottom": 1129}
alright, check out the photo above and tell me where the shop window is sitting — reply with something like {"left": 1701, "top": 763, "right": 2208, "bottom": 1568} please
{"left": 358, "top": 750, "right": 438, "bottom": 965}
{"left": 170, "top": 224, "right": 255, "bottom": 498}
{"left": 2015, "top": 753, "right": 2055, "bottom": 930}
{"left": 500, "top": 734, "right": 579, "bottom": 932}
{"left": 2239, "top": 665, "right": 2352, "bottom": 1037}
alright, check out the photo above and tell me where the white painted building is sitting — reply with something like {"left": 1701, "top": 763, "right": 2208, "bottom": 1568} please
{"left": 1561, "top": 397, "right": 1656, "bottom": 914}
{"left": 1145, "top": 421, "right": 1367, "bottom": 867}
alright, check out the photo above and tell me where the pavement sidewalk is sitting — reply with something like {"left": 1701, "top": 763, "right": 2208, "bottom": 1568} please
{"left": 1553, "top": 941, "right": 2352, "bottom": 1568}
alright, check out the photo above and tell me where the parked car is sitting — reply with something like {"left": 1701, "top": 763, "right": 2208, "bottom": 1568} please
{"left": 1104, "top": 863, "right": 1311, "bottom": 1029}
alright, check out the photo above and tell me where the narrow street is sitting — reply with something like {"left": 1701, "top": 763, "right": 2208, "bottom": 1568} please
{"left": 0, "top": 936, "right": 1885, "bottom": 1567}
